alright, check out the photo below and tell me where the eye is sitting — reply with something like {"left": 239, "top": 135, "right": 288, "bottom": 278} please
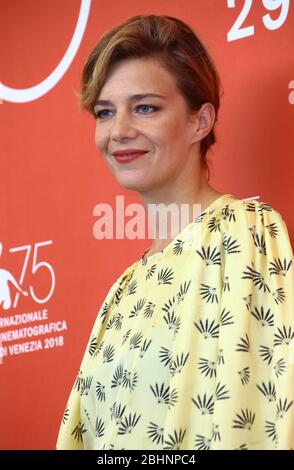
{"left": 94, "top": 104, "right": 158, "bottom": 120}
{"left": 95, "top": 109, "right": 113, "bottom": 119}
{"left": 136, "top": 104, "right": 158, "bottom": 114}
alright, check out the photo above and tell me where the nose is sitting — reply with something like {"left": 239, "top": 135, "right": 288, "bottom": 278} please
{"left": 109, "top": 110, "right": 137, "bottom": 141}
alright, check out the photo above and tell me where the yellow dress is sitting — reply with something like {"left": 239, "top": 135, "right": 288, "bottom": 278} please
{"left": 56, "top": 193, "right": 294, "bottom": 450}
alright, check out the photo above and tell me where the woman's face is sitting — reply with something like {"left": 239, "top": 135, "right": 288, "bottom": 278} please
{"left": 94, "top": 56, "right": 201, "bottom": 193}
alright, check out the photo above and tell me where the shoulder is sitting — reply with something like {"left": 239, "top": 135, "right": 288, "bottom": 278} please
{"left": 218, "top": 195, "right": 286, "bottom": 228}
{"left": 214, "top": 195, "right": 292, "bottom": 254}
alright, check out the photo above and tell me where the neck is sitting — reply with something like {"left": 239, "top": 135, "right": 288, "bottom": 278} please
{"left": 138, "top": 169, "right": 222, "bottom": 255}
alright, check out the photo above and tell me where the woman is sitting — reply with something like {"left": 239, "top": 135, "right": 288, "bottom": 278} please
{"left": 56, "top": 14, "right": 294, "bottom": 450}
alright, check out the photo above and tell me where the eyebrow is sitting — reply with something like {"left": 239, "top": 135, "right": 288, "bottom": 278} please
{"left": 94, "top": 93, "right": 167, "bottom": 106}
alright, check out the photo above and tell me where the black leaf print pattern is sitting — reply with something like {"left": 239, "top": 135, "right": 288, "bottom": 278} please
{"left": 71, "top": 421, "right": 87, "bottom": 442}
{"left": 222, "top": 234, "right": 241, "bottom": 254}
{"left": 129, "top": 298, "right": 147, "bottom": 318}
{"left": 195, "top": 434, "right": 211, "bottom": 450}
{"left": 117, "top": 412, "right": 141, "bottom": 435}
{"left": 80, "top": 376, "right": 93, "bottom": 396}
{"left": 199, "top": 284, "right": 218, "bottom": 303}
{"left": 150, "top": 382, "right": 178, "bottom": 407}
{"left": 106, "top": 315, "right": 116, "bottom": 330}
{"left": 273, "top": 358, "right": 286, "bottom": 378}
{"left": 232, "top": 409, "right": 255, "bottom": 430}
{"left": 274, "top": 326, "right": 294, "bottom": 346}
{"left": 222, "top": 205, "right": 236, "bottom": 222}
{"left": 243, "top": 294, "right": 253, "bottom": 311}
{"left": 269, "top": 257, "right": 292, "bottom": 276}
{"left": 223, "top": 276, "right": 230, "bottom": 292}
{"left": 88, "top": 336, "right": 97, "bottom": 356}
{"left": 207, "top": 216, "right": 221, "bottom": 233}
{"left": 276, "top": 398, "right": 293, "bottom": 419}
{"left": 100, "top": 303, "right": 109, "bottom": 323}
{"left": 113, "top": 313, "right": 123, "bottom": 330}
{"left": 249, "top": 228, "right": 267, "bottom": 255}
{"left": 251, "top": 306, "right": 274, "bottom": 326}
{"left": 194, "top": 318, "right": 219, "bottom": 338}
{"left": 212, "top": 424, "right": 221, "bottom": 442}
{"left": 159, "top": 346, "right": 173, "bottom": 368}
{"left": 114, "top": 285, "right": 124, "bottom": 306}
{"left": 122, "top": 370, "right": 138, "bottom": 391}
{"left": 256, "top": 381, "right": 276, "bottom": 402}
{"left": 220, "top": 309, "right": 234, "bottom": 326}
{"left": 141, "top": 257, "right": 148, "bottom": 267}
{"left": 272, "top": 287, "right": 286, "bottom": 305}
{"left": 129, "top": 332, "right": 143, "bottom": 350}
{"left": 126, "top": 279, "right": 138, "bottom": 295}
{"left": 110, "top": 402, "right": 126, "bottom": 424}
{"left": 257, "top": 203, "right": 274, "bottom": 224}
{"left": 236, "top": 334, "right": 250, "bottom": 352}
{"left": 265, "top": 421, "right": 277, "bottom": 442}
{"left": 102, "top": 345, "right": 115, "bottom": 363}
{"left": 101, "top": 443, "right": 116, "bottom": 450}
{"left": 235, "top": 443, "right": 248, "bottom": 450}
{"left": 176, "top": 280, "right": 191, "bottom": 303}
{"left": 147, "top": 422, "right": 164, "bottom": 445}
{"left": 150, "top": 382, "right": 170, "bottom": 405}
{"left": 74, "top": 370, "right": 83, "bottom": 392}
{"left": 242, "top": 264, "right": 270, "bottom": 293}
{"left": 139, "top": 338, "right": 152, "bottom": 358}
{"left": 198, "top": 358, "right": 216, "bottom": 378}
{"left": 143, "top": 301, "right": 156, "bottom": 318}
{"left": 163, "top": 310, "right": 181, "bottom": 335}
{"left": 170, "top": 352, "right": 189, "bottom": 376}
{"left": 215, "top": 382, "right": 230, "bottom": 400}
{"left": 246, "top": 201, "right": 272, "bottom": 214}
{"left": 217, "top": 348, "right": 224, "bottom": 365}
{"left": 192, "top": 393, "right": 214, "bottom": 415}
{"left": 111, "top": 364, "right": 124, "bottom": 388}
{"left": 158, "top": 267, "right": 174, "bottom": 285}
{"left": 173, "top": 239, "right": 185, "bottom": 256}
{"left": 162, "top": 296, "right": 177, "bottom": 316}
{"left": 95, "top": 381, "right": 106, "bottom": 401}
{"left": 146, "top": 264, "right": 157, "bottom": 280}
{"left": 122, "top": 329, "right": 131, "bottom": 345}
{"left": 106, "top": 313, "right": 123, "bottom": 330}
{"left": 95, "top": 417, "right": 105, "bottom": 438}
{"left": 266, "top": 222, "right": 279, "bottom": 238}
{"left": 164, "top": 428, "right": 186, "bottom": 450}
{"left": 193, "top": 211, "right": 207, "bottom": 223}
{"left": 238, "top": 367, "right": 250, "bottom": 386}
{"left": 62, "top": 407, "right": 69, "bottom": 424}
{"left": 196, "top": 245, "right": 221, "bottom": 266}
{"left": 82, "top": 407, "right": 90, "bottom": 425}
{"left": 93, "top": 340, "right": 104, "bottom": 358}
{"left": 259, "top": 345, "right": 273, "bottom": 365}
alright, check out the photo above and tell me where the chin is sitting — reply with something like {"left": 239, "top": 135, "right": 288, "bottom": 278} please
{"left": 115, "top": 176, "right": 157, "bottom": 192}
{"left": 117, "top": 180, "right": 148, "bottom": 191}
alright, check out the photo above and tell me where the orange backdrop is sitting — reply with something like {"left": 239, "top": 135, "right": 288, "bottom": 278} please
{"left": 0, "top": 0, "right": 293, "bottom": 449}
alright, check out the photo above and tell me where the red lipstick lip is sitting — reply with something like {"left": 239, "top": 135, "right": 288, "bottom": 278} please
{"left": 113, "top": 152, "right": 149, "bottom": 163}
{"left": 112, "top": 149, "right": 148, "bottom": 156}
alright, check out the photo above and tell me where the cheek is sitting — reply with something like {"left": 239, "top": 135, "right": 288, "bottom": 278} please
{"left": 95, "top": 128, "right": 107, "bottom": 152}
{"left": 155, "top": 114, "right": 187, "bottom": 146}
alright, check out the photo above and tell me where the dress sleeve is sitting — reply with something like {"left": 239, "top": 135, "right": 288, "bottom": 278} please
{"left": 259, "top": 203, "right": 294, "bottom": 448}
{"left": 220, "top": 199, "right": 294, "bottom": 449}
{"left": 56, "top": 264, "right": 135, "bottom": 449}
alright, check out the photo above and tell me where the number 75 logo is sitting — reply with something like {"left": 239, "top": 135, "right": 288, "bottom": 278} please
{"left": 0, "top": 240, "right": 55, "bottom": 310}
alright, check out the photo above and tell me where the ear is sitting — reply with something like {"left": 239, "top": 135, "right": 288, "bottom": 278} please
{"left": 190, "top": 102, "right": 216, "bottom": 144}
